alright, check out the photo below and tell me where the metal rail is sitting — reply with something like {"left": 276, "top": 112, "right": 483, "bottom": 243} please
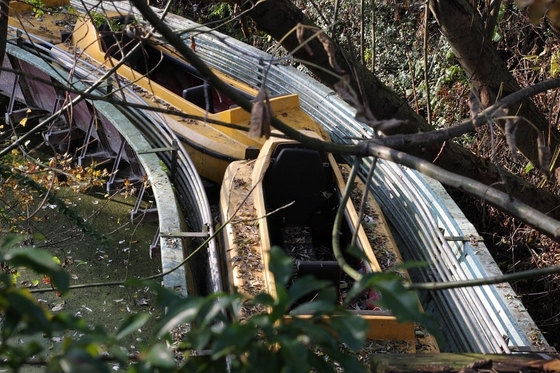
{"left": 67, "top": 0, "right": 552, "bottom": 352}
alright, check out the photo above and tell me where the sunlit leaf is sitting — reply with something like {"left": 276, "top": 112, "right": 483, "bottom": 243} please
{"left": 550, "top": 50, "right": 560, "bottom": 77}
{"left": 19, "top": 117, "right": 27, "bottom": 127}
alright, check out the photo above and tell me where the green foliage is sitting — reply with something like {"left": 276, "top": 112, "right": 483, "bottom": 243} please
{"left": 0, "top": 237, "right": 439, "bottom": 372}
{"left": 90, "top": 12, "right": 137, "bottom": 31}
{"left": 209, "top": 3, "right": 233, "bottom": 19}
{"left": 25, "top": 0, "right": 45, "bottom": 18}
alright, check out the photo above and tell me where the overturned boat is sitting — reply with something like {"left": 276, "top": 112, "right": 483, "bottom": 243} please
{"left": 219, "top": 131, "right": 439, "bottom": 350}
{"left": 71, "top": 13, "right": 330, "bottom": 183}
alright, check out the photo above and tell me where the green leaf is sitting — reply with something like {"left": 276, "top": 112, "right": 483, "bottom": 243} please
{"left": 4, "top": 248, "right": 69, "bottom": 294}
{"left": 126, "top": 278, "right": 182, "bottom": 309}
{"left": 287, "top": 276, "right": 331, "bottom": 307}
{"left": 277, "top": 335, "right": 309, "bottom": 373}
{"left": 374, "top": 278, "right": 420, "bottom": 321}
{"left": 290, "top": 299, "right": 337, "bottom": 316}
{"left": 49, "top": 349, "right": 111, "bottom": 373}
{"left": 524, "top": 162, "right": 534, "bottom": 173}
{"left": 345, "top": 245, "right": 369, "bottom": 261}
{"left": 211, "top": 322, "right": 255, "bottom": 359}
{"left": 268, "top": 246, "right": 293, "bottom": 287}
{"left": 329, "top": 315, "right": 367, "bottom": 351}
{"left": 287, "top": 318, "right": 334, "bottom": 344}
{"left": 114, "top": 313, "right": 150, "bottom": 340}
{"left": 198, "top": 294, "right": 236, "bottom": 327}
{"left": 0, "top": 234, "right": 24, "bottom": 254}
{"left": 252, "top": 292, "right": 275, "bottom": 307}
{"left": 144, "top": 343, "right": 175, "bottom": 369}
{"left": 155, "top": 297, "right": 204, "bottom": 337}
{"left": 185, "top": 328, "right": 212, "bottom": 350}
{"left": 5, "top": 290, "right": 51, "bottom": 334}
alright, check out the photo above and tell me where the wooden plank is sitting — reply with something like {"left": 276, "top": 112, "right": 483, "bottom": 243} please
{"left": 370, "top": 353, "right": 560, "bottom": 373}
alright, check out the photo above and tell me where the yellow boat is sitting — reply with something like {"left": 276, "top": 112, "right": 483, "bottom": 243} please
{"left": 219, "top": 131, "right": 439, "bottom": 351}
{"left": 71, "top": 13, "right": 330, "bottom": 183}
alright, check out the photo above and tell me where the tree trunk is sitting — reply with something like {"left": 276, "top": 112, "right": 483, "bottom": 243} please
{"left": 0, "top": 0, "right": 9, "bottom": 80}
{"left": 429, "top": 0, "right": 560, "bottom": 169}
